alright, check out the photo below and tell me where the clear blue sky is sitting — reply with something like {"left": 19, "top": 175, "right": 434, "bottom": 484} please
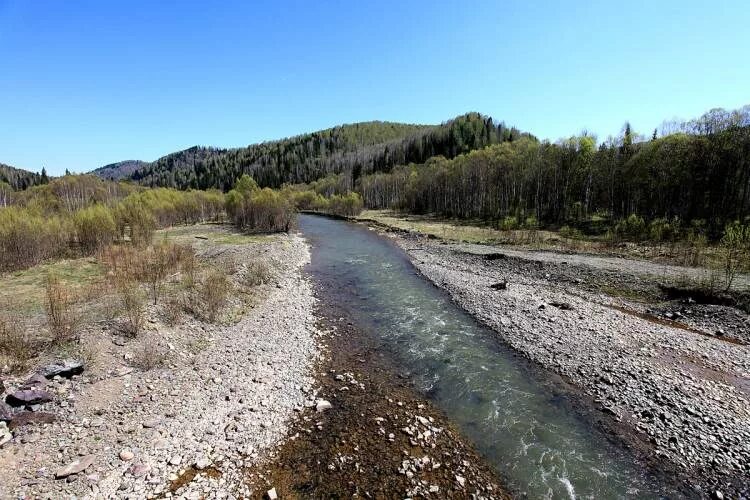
{"left": 1, "top": 0, "right": 748, "bottom": 175}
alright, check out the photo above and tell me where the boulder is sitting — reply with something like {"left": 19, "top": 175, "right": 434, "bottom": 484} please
{"left": 40, "top": 360, "right": 84, "bottom": 379}
{"left": 8, "top": 411, "right": 56, "bottom": 430}
{"left": 55, "top": 455, "right": 96, "bottom": 479}
{"left": 6, "top": 389, "right": 53, "bottom": 407}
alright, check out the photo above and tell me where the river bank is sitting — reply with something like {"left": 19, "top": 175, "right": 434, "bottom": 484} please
{"left": 0, "top": 229, "right": 319, "bottom": 498}
{"left": 386, "top": 230, "right": 750, "bottom": 497}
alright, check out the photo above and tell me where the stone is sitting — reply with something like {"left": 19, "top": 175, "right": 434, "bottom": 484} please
{"left": 195, "top": 458, "right": 211, "bottom": 470}
{"left": 489, "top": 281, "right": 507, "bottom": 290}
{"left": 0, "top": 401, "right": 13, "bottom": 422}
{"left": 40, "top": 360, "right": 84, "bottom": 379}
{"left": 5, "top": 389, "right": 53, "bottom": 407}
{"left": 267, "top": 487, "right": 278, "bottom": 500}
{"left": 168, "top": 455, "right": 182, "bottom": 466}
{"left": 8, "top": 411, "right": 56, "bottom": 430}
{"left": 129, "top": 463, "right": 151, "bottom": 477}
{"left": 119, "top": 449, "right": 135, "bottom": 461}
{"left": 55, "top": 455, "right": 96, "bottom": 479}
{"left": 315, "top": 399, "right": 332, "bottom": 412}
{"left": 0, "top": 422, "right": 11, "bottom": 447}
{"left": 21, "top": 373, "right": 48, "bottom": 389}
{"left": 455, "top": 475, "right": 466, "bottom": 487}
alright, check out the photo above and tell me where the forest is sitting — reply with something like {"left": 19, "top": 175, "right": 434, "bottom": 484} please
{"left": 121, "top": 114, "right": 525, "bottom": 190}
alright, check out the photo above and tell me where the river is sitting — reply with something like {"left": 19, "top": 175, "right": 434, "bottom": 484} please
{"left": 299, "top": 214, "right": 673, "bottom": 499}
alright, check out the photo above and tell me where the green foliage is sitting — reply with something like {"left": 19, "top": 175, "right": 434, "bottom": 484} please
{"left": 0, "top": 207, "right": 69, "bottom": 271}
{"left": 612, "top": 214, "right": 647, "bottom": 241}
{"left": 226, "top": 177, "right": 295, "bottom": 233}
{"left": 500, "top": 216, "right": 519, "bottom": 231}
{"left": 73, "top": 204, "right": 118, "bottom": 253}
{"left": 720, "top": 221, "right": 750, "bottom": 289}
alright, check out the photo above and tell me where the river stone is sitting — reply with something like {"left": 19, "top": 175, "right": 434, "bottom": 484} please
{"left": 315, "top": 399, "right": 332, "bottom": 412}
{"left": 8, "top": 411, "right": 56, "bottom": 430}
{"left": 119, "top": 449, "right": 135, "bottom": 461}
{"left": 40, "top": 360, "right": 84, "bottom": 379}
{"left": 20, "top": 373, "right": 48, "bottom": 389}
{"left": 5, "top": 389, "right": 53, "bottom": 407}
{"left": 55, "top": 455, "right": 96, "bottom": 479}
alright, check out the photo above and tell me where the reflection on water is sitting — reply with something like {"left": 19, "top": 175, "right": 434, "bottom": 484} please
{"left": 300, "top": 214, "right": 670, "bottom": 499}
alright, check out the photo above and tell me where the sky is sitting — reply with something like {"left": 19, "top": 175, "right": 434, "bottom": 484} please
{"left": 1, "top": 0, "right": 748, "bottom": 175}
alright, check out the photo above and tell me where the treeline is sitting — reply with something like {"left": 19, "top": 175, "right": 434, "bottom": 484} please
{"left": 0, "top": 162, "right": 48, "bottom": 192}
{"left": 126, "top": 114, "right": 525, "bottom": 190}
{"left": 0, "top": 174, "right": 223, "bottom": 271}
{"left": 358, "top": 107, "right": 750, "bottom": 238}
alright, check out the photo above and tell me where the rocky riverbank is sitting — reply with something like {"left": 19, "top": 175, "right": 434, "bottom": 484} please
{"left": 243, "top": 283, "right": 508, "bottom": 499}
{"left": 391, "top": 233, "right": 750, "bottom": 498}
{"left": 0, "top": 233, "right": 319, "bottom": 498}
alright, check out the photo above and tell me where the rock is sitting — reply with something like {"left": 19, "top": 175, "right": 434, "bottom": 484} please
{"left": 8, "top": 411, "right": 56, "bottom": 430}
{"left": 195, "top": 458, "right": 211, "bottom": 470}
{"left": 40, "top": 360, "right": 84, "bottom": 379}
{"left": 119, "top": 449, "right": 135, "bottom": 461}
{"left": 490, "top": 281, "right": 507, "bottom": 290}
{"left": 20, "top": 373, "right": 47, "bottom": 389}
{"left": 550, "top": 301, "right": 573, "bottom": 311}
{"left": 0, "top": 422, "right": 11, "bottom": 447}
{"left": 129, "top": 463, "right": 151, "bottom": 477}
{"left": 168, "top": 455, "right": 182, "bottom": 466}
{"left": 267, "top": 487, "right": 278, "bottom": 500}
{"left": 0, "top": 378, "right": 4, "bottom": 394}
{"left": 315, "top": 399, "right": 332, "bottom": 412}
{"left": 0, "top": 401, "right": 13, "bottom": 422}
{"left": 5, "top": 389, "right": 54, "bottom": 407}
{"left": 455, "top": 475, "right": 466, "bottom": 487}
{"left": 55, "top": 455, "right": 96, "bottom": 479}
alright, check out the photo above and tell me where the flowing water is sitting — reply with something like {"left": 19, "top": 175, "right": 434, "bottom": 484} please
{"left": 299, "top": 214, "right": 672, "bottom": 499}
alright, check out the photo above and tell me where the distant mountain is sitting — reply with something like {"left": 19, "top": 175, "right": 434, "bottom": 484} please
{"left": 92, "top": 160, "right": 148, "bottom": 181}
{"left": 0, "top": 162, "right": 45, "bottom": 190}
{"left": 96, "top": 114, "right": 524, "bottom": 191}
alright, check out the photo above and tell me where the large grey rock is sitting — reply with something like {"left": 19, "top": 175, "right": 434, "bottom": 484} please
{"left": 8, "top": 411, "right": 56, "bottom": 430}
{"left": 5, "top": 389, "right": 53, "bottom": 407}
{"left": 55, "top": 455, "right": 96, "bottom": 478}
{"left": 40, "top": 360, "right": 84, "bottom": 379}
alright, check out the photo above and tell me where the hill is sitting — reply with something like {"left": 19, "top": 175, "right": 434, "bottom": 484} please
{"left": 97, "top": 114, "right": 524, "bottom": 190}
{"left": 0, "top": 162, "right": 45, "bottom": 190}
{"left": 92, "top": 160, "right": 148, "bottom": 180}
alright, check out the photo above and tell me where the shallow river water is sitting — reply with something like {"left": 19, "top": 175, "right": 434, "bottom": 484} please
{"left": 299, "top": 214, "right": 672, "bottom": 499}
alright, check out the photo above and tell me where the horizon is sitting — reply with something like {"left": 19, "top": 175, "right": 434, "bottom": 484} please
{"left": 1, "top": 0, "right": 749, "bottom": 175}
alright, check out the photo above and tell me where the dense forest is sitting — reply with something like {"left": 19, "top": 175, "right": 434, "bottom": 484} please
{"left": 121, "top": 115, "right": 525, "bottom": 190}
{"left": 356, "top": 107, "right": 750, "bottom": 236}
{"left": 92, "top": 160, "right": 148, "bottom": 180}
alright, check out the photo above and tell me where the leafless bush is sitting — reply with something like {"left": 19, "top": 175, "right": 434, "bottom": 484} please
{"left": 132, "top": 338, "right": 166, "bottom": 371}
{"left": 116, "top": 277, "right": 145, "bottom": 337}
{"left": 163, "top": 295, "right": 183, "bottom": 326}
{"left": 45, "top": 273, "right": 79, "bottom": 343}
{"left": 0, "top": 314, "right": 35, "bottom": 373}
{"left": 244, "top": 259, "right": 272, "bottom": 287}
{"left": 200, "top": 267, "right": 230, "bottom": 321}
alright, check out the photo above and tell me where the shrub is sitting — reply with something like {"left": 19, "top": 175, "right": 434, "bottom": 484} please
{"left": 559, "top": 225, "right": 583, "bottom": 239}
{"left": 612, "top": 214, "right": 647, "bottom": 241}
{"left": 115, "top": 199, "right": 156, "bottom": 246}
{"left": 244, "top": 259, "right": 272, "bottom": 287}
{"left": 649, "top": 217, "right": 681, "bottom": 242}
{"left": 132, "top": 337, "right": 166, "bottom": 371}
{"left": 327, "top": 192, "right": 364, "bottom": 216}
{"left": 73, "top": 204, "right": 118, "bottom": 253}
{"left": 200, "top": 268, "right": 230, "bottom": 321}
{"left": 499, "top": 216, "right": 519, "bottom": 231}
{"left": 45, "top": 273, "right": 79, "bottom": 342}
{"left": 117, "top": 277, "right": 145, "bottom": 336}
{"left": 0, "top": 207, "right": 69, "bottom": 271}
{"left": 0, "top": 314, "right": 35, "bottom": 373}
{"left": 227, "top": 183, "right": 296, "bottom": 233}
{"left": 523, "top": 215, "right": 539, "bottom": 230}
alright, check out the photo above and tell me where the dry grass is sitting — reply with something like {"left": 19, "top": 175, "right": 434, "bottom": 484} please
{"left": 243, "top": 259, "right": 272, "bottom": 287}
{"left": 131, "top": 337, "right": 166, "bottom": 371}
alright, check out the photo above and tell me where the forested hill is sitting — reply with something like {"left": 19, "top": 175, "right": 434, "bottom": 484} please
{"left": 104, "top": 114, "right": 524, "bottom": 190}
{"left": 92, "top": 160, "right": 148, "bottom": 180}
{"left": 0, "top": 162, "right": 46, "bottom": 190}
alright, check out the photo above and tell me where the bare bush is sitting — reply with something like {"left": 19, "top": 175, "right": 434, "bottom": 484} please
{"left": 244, "top": 259, "right": 272, "bottom": 287}
{"left": 132, "top": 337, "right": 166, "bottom": 371}
{"left": 116, "top": 277, "right": 145, "bottom": 337}
{"left": 45, "top": 273, "right": 79, "bottom": 343}
{"left": 0, "top": 314, "right": 36, "bottom": 373}
{"left": 200, "top": 267, "right": 230, "bottom": 321}
{"left": 163, "top": 295, "right": 183, "bottom": 326}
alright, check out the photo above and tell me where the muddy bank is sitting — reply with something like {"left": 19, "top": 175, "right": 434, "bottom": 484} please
{"left": 245, "top": 289, "right": 507, "bottom": 498}
{"left": 390, "top": 232, "right": 750, "bottom": 498}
